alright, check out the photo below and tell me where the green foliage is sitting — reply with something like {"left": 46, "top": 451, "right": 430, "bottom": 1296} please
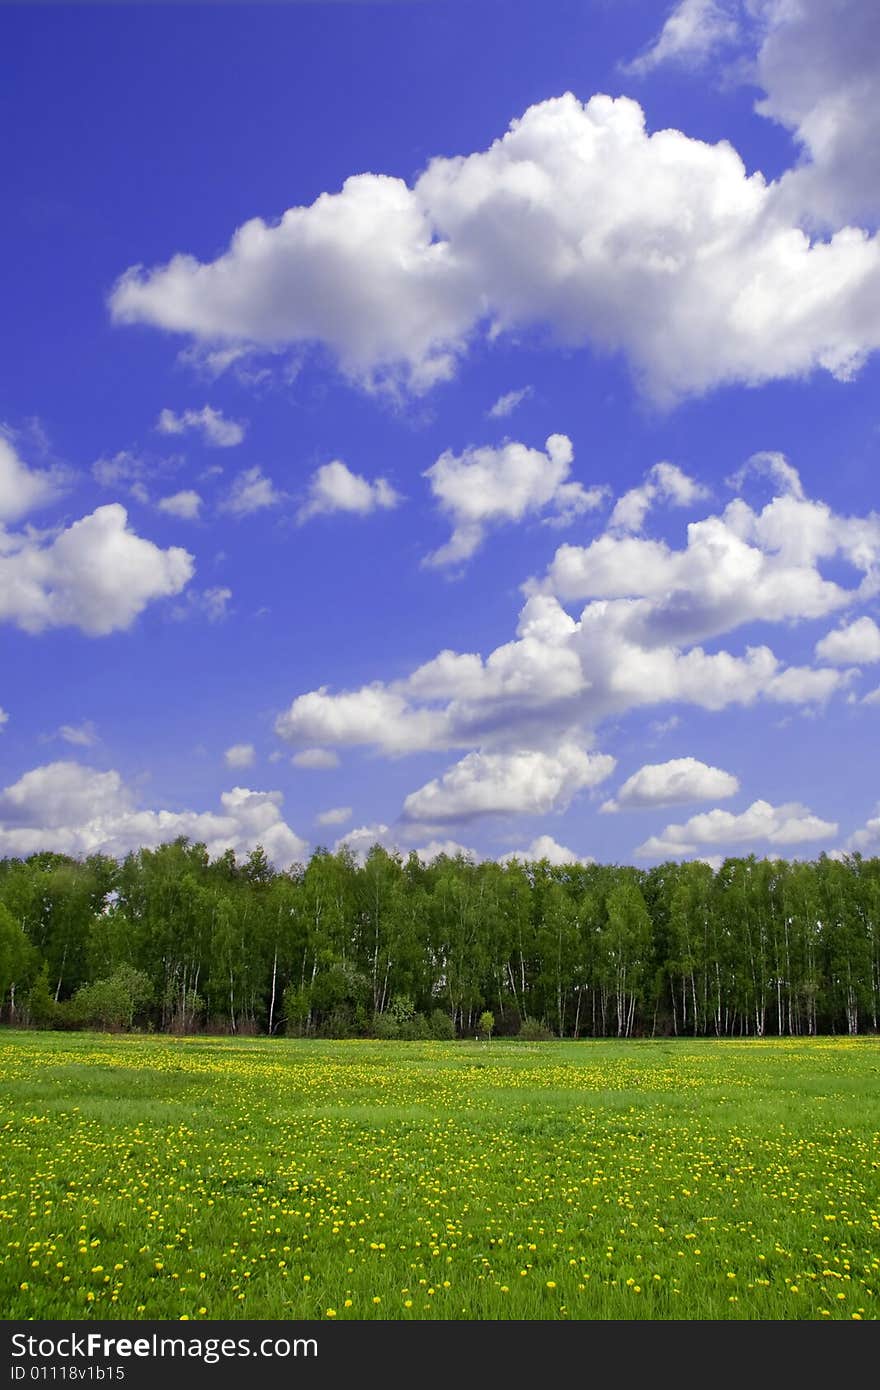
{"left": 2, "top": 842, "right": 879, "bottom": 1039}
{"left": 518, "top": 1016, "right": 554, "bottom": 1041}
{"left": 70, "top": 965, "right": 153, "bottom": 1031}
{"left": 479, "top": 1009, "right": 495, "bottom": 1039}
{"left": 24, "top": 964, "right": 59, "bottom": 1028}
{"left": 429, "top": 1009, "right": 456, "bottom": 1040}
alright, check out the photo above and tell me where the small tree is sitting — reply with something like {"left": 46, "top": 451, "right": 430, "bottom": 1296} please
{"left": 479, "top": 1009, "right": 495, "bottom": 1040}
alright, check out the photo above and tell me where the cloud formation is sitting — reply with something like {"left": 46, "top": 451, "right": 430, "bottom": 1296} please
{"left": 297, "top": 460, "right": 401, "bottom": 523}
{"left": 220, "top": 467, "right": 284, "bottom": 517}
{"left": 0, "top": 761, "right": 307, "bottom": 866}
{"left": 635, "top": 798, "right": 838, "bottom": 859}
{"left": 401, "top": 745, "right": 615, "bottom": 826}
{"left": 156, "top": 405, "right": 245, "bottom": 447}
{"left": 224, "top": 743, "right": 255, "bottom": 769}
{"left": 0, "top": 504, "right": 193, "bottom": 635}
{"left": 157, "top": 489, "right": 202, "bottom": 520}
{"left": 423, "top": 434, "right": 606, "bottom": 568}
{"left": 0, "top": 435, "right": 64, "bottom": 524}
{"left": 601, "top": 757, "right": 739, "bottom": 812}
{"left": 111, "top": 92, "right": 880, "bottom": 401}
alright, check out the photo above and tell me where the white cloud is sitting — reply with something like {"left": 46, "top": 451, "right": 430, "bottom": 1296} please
{"left": 849, "top": 806, "right": 880, "bottom": 851}
{"left": 413, "top": 838, "right": 476, "bottom": 862}
{"left": 276, "top": 463, "right": 865, "bottom": 813}
{"left": 111, "top": 92, "right": 880, "bottom": 402}
{"left": 499, "top": 833, "right": 593, "bottom": 867}
{"left": 635, "top": 798, "right": 838, "bottom": 859}
{"left": 0, "top": 761, "right": 307, "bottom": 867}
{"left": 56, "top": 721, "right": 100, "bottom": 749}
{"left": 488, "top": 386, "right": 532, "bottom": 419}
{"left": 172, "top": 586, "right": 232, "bottom": 624}
{"left": 543, "top": 485, "right": 880, "bottom": 650}
{"left": 220, "top": 467, "right": 284, "bottom": 517}
{"left": 297, "top": 460, "right": 401, "bottom": 524}
{"left": 601, "top": 757, "right": 739, "bottom": 812}
{"left": 0, "top": 708, "right": 8, "bottom": 733}
{"left": 225, "top": 743, "right": 255, "bottom": 769}
{"left": 815, "top": 616, "right": 880, "bottom": 665}
{"left": 727, "top": 449, "right": 805, "bottom": 501}
{"left": 610, "top": 461, "right": 709, "bottom": 533}
{"left": 291, "top": 747, "right": 339, "bottom": 770}
{"left": 401, "top": 745, "right": 615, "bottom": 826}
{"left": 156, "top": 405, "right": 245, "bottom": 447}
{"left": 331, "top": 822, "right": 396, "bottom": 863}
{"left": 750, "top": 0, "right": 880, "bottom": 227}
{"left": 0, "top": 435, "right": 63, "bottom": 523}
{"left": 157, "top": 489, "right": 202, "bottom": 520}
{"left": 424, "top": 433, "right": 606, "bottom": 568}
{"left": 277, "top": 685, "right": 450, "bottom": 756}
{"left": 0, "top": 504, "right": 193, "bottom": 636}
{"left": 315, "top": 805, "right": 352, "bottom": 827}
{"left": 624, "top": 0, "right": 740, "bottom": 75}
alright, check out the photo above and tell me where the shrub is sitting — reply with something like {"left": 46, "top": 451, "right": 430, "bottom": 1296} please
{"left": 429, "top": 1009, "right": 456, "bottom": 1040}
{"left": 518, "top": 1016, "right": 554, "bottom": 1041}
{"left": 374, "top": 1012, "right": 400, "bottom": 1040}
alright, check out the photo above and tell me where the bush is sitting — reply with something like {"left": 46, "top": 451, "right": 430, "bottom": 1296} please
{"left": 429, "top": 1009, "right": 455, "bottom": 1040}
{"left": 400, "top": 1012, "right": 431, "bottom": 1040}
{"left": 71, "top": 966, "right": 153, "bottom": 1031}
{"left": 373, "top": 1012, "right": 400, "bottom": 1039}
{"left": 25, "top": 965, "right": 59, "bottom": 1028}
{"left": 518, "top": 1016, "right": 554, "bottom": 1041}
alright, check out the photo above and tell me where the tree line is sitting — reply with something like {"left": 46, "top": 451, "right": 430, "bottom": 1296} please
{"left": 1, "top": 838, "right": 878, "bottom": 1039}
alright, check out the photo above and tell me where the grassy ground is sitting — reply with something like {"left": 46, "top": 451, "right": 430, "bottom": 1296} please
{"left": 1, "top": 1031, "right": 878, "bottom": 1321}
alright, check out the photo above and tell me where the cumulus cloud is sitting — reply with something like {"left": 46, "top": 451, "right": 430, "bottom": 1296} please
{"left": 624, "top": 0, "right": 740, "bottom": 75}
{"left": 110, "top": 92, "right": 880, "bottom": 402}
{"left": 0, "top": 762, "right": 307, "bottom": 866}
{"left": 315, "top": 805, "right": 352, "bottom": 827}
{"left": 629, "top": 3, "right": 880, "bottom": 229}
{"left": 275, "top": 461, "right": 865, "bottom": 843}
{"left": 291, "top": 747, "right": 339, "bottom": 770}
{"left": 635, "top": 798, "right": 838, "bottom": 859}
{"left": 543, "top": 475, "right": 880, "bottom": 652}
{"left": 750, "top": 0, "right": 880, "bottom": 227}
{"left": 220, "top": 467, "right": 284, "bottom": 517}
{"left": 297, "top": 460, "right": 401, "bottom": 524}
{"left": 610, "top": 461, "right": 709, "bottom": 533}
{"left": 156, "top": 405, "right": 245, "bottom": 447}
{"left": 0, "top": 504, "right": 193, "bottom": 636}
{"left": 423, "top": 433, "right": 606, "bottom": 568}
{"left": 499, "top": 833, "right": 593, "bottom": 867}
{"left": 726, "top": 449, "right": 805, "bottom": 501}
{"left": 0, "top": 435, "right": 64, "bottom": 523}
{"left": 157, "top": 489, "right": 202, "bottom": 520}
{"left": 401, "top": 745, "right": 615, "bottom": 826}
{"left": 815, "top": 616, "right": 880, "bottom": 665}
{"left": 488, "top": 386, "right": 532, "bottom": 419}
{"left": 849, "top": 806, "right": 880, "bottom": 852}
{"left": 224, "top": 743, "right": 255, "bottom": 769}
{"left": 277, "top": 685, "right": 450, "bottom": 757}
{"left": 0, "top": 708, "right": 8, "bottom": 733}
{"left": 413, "top": 838, "right": 476, "bottom": 863}
{"left": 601, "top": 757, "right": 739, "bottom": 812}
{"left": 331, "top": 822, "right": 396, "bottom": 863}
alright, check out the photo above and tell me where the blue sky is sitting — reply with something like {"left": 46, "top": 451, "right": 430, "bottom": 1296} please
{"left": 2, "top": 0, "right": 880, "bottom": 870}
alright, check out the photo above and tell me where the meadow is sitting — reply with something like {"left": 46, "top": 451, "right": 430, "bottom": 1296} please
{"left": 1, "top": 1032, "right": 878, "bottom": 1321}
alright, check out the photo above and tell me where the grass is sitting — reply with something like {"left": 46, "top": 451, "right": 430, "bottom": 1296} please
{"left": 1, "top": 1031, "right": 878, "bottom": 1321}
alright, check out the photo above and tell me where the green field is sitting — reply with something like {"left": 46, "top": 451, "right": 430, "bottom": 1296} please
{"left": 1, "top": 1032, "right": 878, "bottom": 1321}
